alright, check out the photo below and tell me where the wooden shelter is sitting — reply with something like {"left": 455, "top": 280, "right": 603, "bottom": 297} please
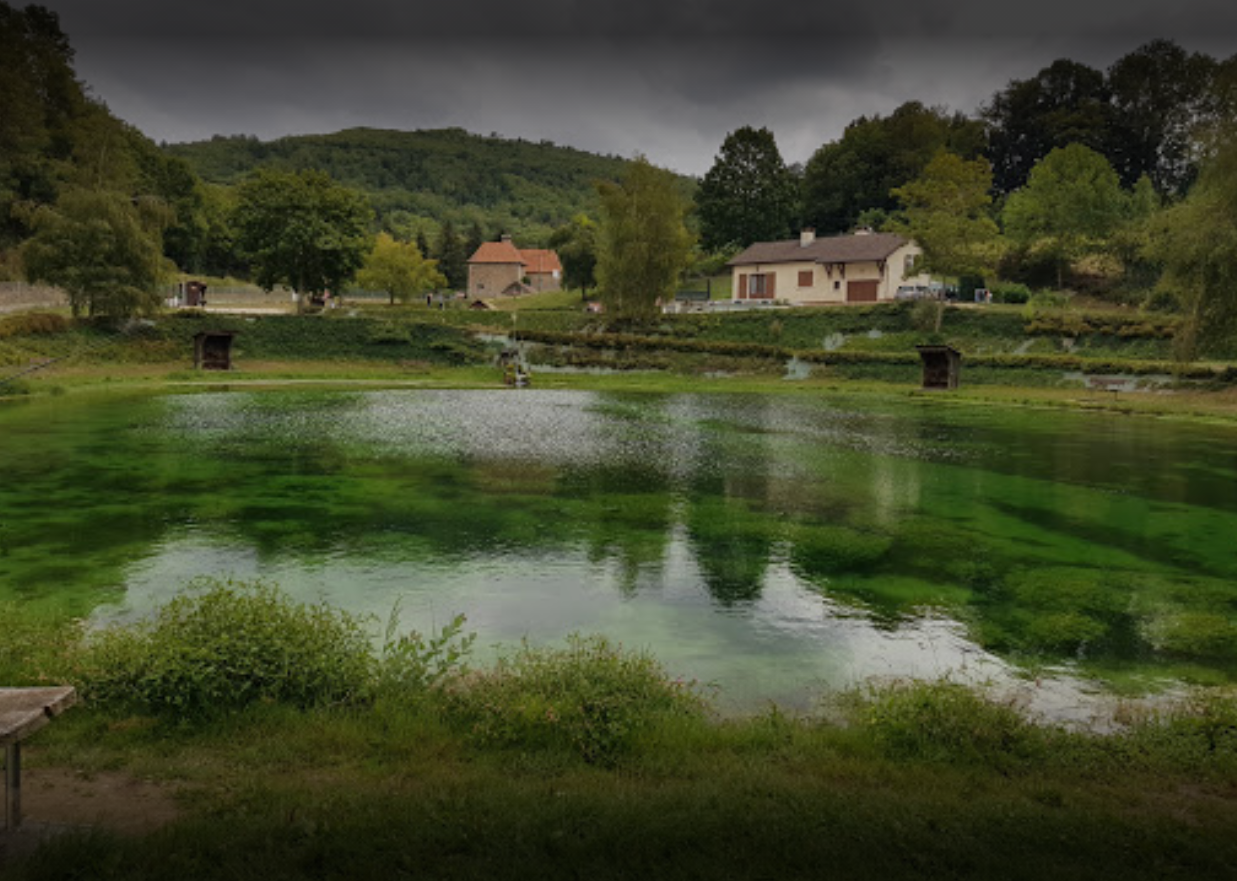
{"left": 916, "top": 344, "right": 962, "bottom": 390}
{"left": 184, "top": 280, "right": 207, "bottom": 307}
{"left": 193, "top": 331, "right": 236, "bottom": 371}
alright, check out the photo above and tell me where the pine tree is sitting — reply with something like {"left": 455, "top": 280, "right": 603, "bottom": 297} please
{"left": 434, "top": 219, "right": 467, "bottom": 290}
{"left": 696, "top": 126, "right": 798, "bottom": 250}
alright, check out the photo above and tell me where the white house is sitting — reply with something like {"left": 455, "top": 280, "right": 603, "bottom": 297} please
{"left": 726, "top": 229, "right": 932, "bottom": 305}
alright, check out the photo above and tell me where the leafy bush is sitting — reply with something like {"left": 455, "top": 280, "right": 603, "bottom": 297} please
{"left": 854, "top": 680, "right": 1044, "bottom": 766}
{"left": 910, "top": 298, "right": 944, "bottom": 333}
{"left": 76, "top": 580, "right": 374, "bottom": 719}
{"left": 991, "top": 282, "right": 1031, "bottom": 304}
{"left": 377, "top": 608, "right": 475, "bottom": 698}
{"left": 0, "top": 311, "right": 69, "bottom": 337}
{"left": 441, "top": 634, "right": 710, "bottom": 764}
{"left": 1122, "top": 691, "right": 1237, "bottom": 774}
{"left": 1027, "top": 291, "right": 1070, "bottom": 309}
{"left": 1144, "top": 289, "right": 1182, "bottom": 314}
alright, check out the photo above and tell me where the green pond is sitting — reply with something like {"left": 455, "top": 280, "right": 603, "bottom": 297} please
{"left": 2, "top": 388, "right": 1236, "bottom": 718}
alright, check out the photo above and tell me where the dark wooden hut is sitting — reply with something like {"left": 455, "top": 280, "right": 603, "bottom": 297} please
{"left": 193, "top": 331, "right": 236, "bottom": 371}
{"left": 185, "top": 281, "right": 208, "bottom": 307}
{"left": 916, "top": 344, "right": 962, "bottom": 390}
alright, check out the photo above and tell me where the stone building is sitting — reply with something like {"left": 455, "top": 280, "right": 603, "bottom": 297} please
{"left": 467, "top": 235, "right": 562, "bottom": 298}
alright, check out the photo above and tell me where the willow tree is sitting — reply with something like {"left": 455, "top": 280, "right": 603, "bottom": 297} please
{"left": 595, "top": 157, "right": 694, "bottom": 320}
{"left": 1148, "top": 130, "right": 1237, "bottom": 359}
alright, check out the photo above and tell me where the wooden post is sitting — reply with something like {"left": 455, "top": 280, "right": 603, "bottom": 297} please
{"left": 4, "top": 743, "right": 19, "bottom": 830}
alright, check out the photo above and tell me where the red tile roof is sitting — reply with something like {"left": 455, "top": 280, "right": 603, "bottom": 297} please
{"left": 728, "top": 232, "right": 908, "bottom": 267}
{"left": 519, "top": 249, "right": 562, "bottom": 274}
{"left": 469, "top": 241, "right": 525, "bottom": 264}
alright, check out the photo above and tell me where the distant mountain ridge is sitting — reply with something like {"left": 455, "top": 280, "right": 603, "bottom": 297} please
{"left": 164, "top": 127, "right": 693, "bottom": 244}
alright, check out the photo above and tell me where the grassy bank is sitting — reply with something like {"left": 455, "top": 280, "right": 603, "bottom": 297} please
{"left": 5, "top": 584, "right": 1237, "bottom": 879}
{"left": 6, "top": 353, "right": 1237, "bottom": 428}
{"left": 4, "top": 303, "right": 1236, "bottom": 408}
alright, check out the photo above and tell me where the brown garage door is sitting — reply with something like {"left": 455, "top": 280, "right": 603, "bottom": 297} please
{"left": 846, "top": 280, "right": 878, "bottom": 303}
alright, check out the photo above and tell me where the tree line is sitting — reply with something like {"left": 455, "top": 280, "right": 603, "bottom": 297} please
{"left": 1, "top": 1, "right": 1233, "bottom": 349}
{"left": 693, "top": 41, "right": 1236, "bottom": 355}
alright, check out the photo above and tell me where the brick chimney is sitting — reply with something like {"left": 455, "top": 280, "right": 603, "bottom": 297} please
{"left": 501, "top": 234, "right": 513, "bottom": 244}
{"left": 799, "top": 228, "right": 816, "bottom": 247}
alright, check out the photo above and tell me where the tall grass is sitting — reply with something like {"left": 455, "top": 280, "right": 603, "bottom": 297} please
{"left": 440, "top": 634, "right": 710, "bottom": 764}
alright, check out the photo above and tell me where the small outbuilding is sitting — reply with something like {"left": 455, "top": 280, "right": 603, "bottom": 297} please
{"left": 184, "top": 280, "right": 208, "bottom": 307}
{"left": 916, "top": 344, "right": 962, "bottom": 390}
{"left": 193, "top": 331, "right": 236, "bottom": 371}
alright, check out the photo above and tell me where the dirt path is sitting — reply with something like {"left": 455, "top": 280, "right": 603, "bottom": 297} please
{"left": 0, "top": 767, "right": 181, "bottom": 867}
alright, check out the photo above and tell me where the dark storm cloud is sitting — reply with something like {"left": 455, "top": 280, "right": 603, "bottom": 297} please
{"left": 31, "top": 0, "right": 1237, "bottom": 174}
{"left": 47, "top": 0, "right": 882, "bottom": 41}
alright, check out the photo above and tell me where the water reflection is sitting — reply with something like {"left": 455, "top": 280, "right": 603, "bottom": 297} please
{"left": 3, "top": 388, "right": 1237, "bottom": 711}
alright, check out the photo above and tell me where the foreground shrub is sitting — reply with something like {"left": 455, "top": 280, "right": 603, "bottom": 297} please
{"left": 853, "top": 679, "right": 1045, "bottom": 767}
{"left": 1121, "top": 691, "right": 1237, "bottom": 775}
{"left": 441, "top": 634, "right": 711, "bottom": 764}
{"left": 377, "top": 608, "right": 475, "bottom": 698}
{"left": 76, "top": 580, "right": 373, "bottom": 719}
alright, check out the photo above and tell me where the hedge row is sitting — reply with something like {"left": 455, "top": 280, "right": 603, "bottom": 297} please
{"left": 1024, "top": 312, "right": 1179, "bottom": 340}
{"left": 514, "top": 329, "right": 1236, "bottom": 382}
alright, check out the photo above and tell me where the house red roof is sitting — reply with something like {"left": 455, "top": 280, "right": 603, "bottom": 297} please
{"left": 468, "top": 241, "right": 526, "bottom": 265}
{"left": 519, "top": 249, "right": 562, "bottom": 275}
{"left": 728, "top": 232, "right": 909, "bottom": 267}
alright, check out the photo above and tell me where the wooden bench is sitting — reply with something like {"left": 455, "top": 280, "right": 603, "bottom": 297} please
{"left": 1, "top": 687, "right": 77, "bottom": 830}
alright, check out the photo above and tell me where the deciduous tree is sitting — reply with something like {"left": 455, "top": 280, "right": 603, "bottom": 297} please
{"left": 983, "top": 59, "right": 1113, "bottom": 195}
{"left": 22, "top": 187, "right": 170, "bottom": 317}
{"left": 696, "top": 126, "right": 798, "bottom": 250}
{"left": 1002, "top": 144, "right": 1128, "bottom": 288}
{"left": 1147, "top": 129, "right": 1237, "bottom": 358}
{"left": 889, "top": 152, "right": 1002, "bottom": 279}
{"left": 548, "top": 213, "right": 598, "bottom": 294}
{"left": 801, "top": 102, "right": 985, "bottom": 235}
{"left": 1106, "top": 39, "right": 1217, "bottom": 195}
{"left": 595, "top": 157, "right": 694, "bottom": 320}
{"left": 355, "top": 233, "right": 446, "bottom": 305}
{"left": 232, "top": 168, "right": 373, "bottom": 303}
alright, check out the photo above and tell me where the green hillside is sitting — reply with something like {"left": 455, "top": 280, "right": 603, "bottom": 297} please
{"left": 165, "top": 128, "right": 694, "bottom": 245}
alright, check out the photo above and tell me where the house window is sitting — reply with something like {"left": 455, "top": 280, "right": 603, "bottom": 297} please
{"left": 833, "top": 280, "right": 841, "bottom": 291}
{"left": 798, "top": 270, "right": 813, "bottom": 288}
{"left": 904, "top": 254, "right": 916, "bottom": 275}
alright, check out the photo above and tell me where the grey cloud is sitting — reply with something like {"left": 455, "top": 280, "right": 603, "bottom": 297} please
{"left": 35, "top": 0, "right": 1237, "bottom": 177}
{"left": 47, "top": 0, "right": 886, "bottom": 40}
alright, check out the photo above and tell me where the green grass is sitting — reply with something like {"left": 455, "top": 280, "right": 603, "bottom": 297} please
{"left": 487, "top": 288, "right": 590, "bottom": 311}
{"left": 6, "top": 587, "right": 1237, "bottom": 879}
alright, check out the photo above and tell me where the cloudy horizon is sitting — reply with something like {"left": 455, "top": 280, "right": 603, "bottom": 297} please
{"left": 34, "top": 0, "right": 1237, "bottom": 176}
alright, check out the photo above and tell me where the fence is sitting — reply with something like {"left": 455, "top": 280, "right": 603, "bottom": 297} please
{"left": 0, "top": 282, "right": 66, "bottom": 313}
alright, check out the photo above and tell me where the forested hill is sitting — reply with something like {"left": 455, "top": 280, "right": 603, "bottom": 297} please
{"left": 165, "top": 128, "right": 689, "bottom": 244}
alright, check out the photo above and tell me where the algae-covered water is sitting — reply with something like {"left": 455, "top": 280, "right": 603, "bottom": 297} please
{"left": 2, "top": 388, "right": 1235, "bottom": 716}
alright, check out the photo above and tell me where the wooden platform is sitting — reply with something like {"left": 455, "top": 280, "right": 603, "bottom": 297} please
{"left": 2, "top": 687, "right": 77, "bottom": 830}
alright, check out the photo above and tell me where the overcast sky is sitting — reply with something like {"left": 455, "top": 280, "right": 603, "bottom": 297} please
{"left": 33, "top": 0, "right": 1237, "bottom": 177}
